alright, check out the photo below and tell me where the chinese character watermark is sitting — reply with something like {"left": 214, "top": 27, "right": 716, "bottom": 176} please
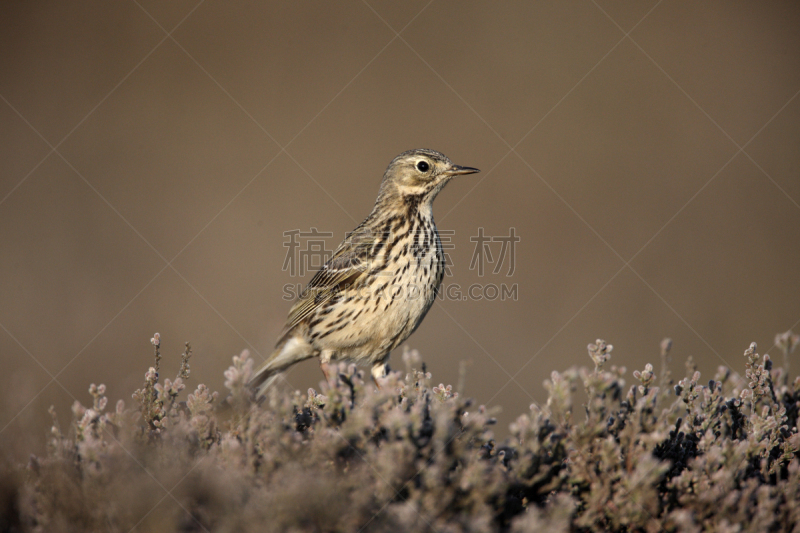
{"left": 280, "top": 227, "right": 519, "bottom": 301}
{"left": 469, "top": 227, "right": 519, "bottom": 276}
{"left": 282, "top": 228, "right": 334, "bottom": 277}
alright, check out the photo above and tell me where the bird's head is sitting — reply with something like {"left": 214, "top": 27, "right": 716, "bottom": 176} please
{"left": 377, "top": 148, "right": 479, "bottom": 207}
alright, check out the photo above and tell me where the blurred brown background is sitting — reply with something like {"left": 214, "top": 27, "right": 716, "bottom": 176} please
{"left": 1, "top": 1, "right": 799, "bottom": 455}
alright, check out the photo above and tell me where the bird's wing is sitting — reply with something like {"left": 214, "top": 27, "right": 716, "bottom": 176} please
{"left": 280, "top": 228, "right": 376, "bottom": 337}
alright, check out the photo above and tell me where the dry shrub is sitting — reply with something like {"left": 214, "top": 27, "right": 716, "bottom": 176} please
{"left": 4, "top": 335, "right": 800, "bottom": 532}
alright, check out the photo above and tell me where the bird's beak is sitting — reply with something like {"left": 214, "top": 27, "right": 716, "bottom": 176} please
{"left": 444, "top": 165, "right": 480, "bottom": 176}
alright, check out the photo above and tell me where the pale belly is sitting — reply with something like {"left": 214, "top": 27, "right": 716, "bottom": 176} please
{"left": 309, "top": 248, "right": 440, "bottom": 364}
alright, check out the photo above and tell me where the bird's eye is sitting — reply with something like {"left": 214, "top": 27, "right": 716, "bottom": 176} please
{"left": 416, "top": 161, "right": 430, "bottom": 172}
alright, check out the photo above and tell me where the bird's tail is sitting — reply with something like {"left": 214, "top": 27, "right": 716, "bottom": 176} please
{"left": 249, "top": 336, "right": 314, "bottom": 397}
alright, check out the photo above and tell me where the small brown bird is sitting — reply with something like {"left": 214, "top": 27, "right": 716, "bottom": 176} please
{"left": 249, "top": 149, "right": 479, "bottom": 394}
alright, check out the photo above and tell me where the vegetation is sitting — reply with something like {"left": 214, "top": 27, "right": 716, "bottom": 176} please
{"left": 3, "top": 332, "right": 800, "bottom": 532}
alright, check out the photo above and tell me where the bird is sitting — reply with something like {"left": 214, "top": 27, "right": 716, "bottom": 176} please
{"left": 249, "top": 148, "right": 479, "bottom": 395}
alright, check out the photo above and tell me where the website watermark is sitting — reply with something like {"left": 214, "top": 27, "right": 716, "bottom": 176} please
{"left": 281, "top": 282, "right": 518, "bottom": 302}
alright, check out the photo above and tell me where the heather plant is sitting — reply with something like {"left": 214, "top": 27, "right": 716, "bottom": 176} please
{"left": 3, "top": 333, "right": 800, "bottom": 532}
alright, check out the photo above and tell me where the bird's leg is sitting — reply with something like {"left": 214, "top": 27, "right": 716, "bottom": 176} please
{"left": 371, "top": 362, "right": 390, "bottom": 390}
{"left": 319, "top": 350, "right": 335, "bottom": 384}
{"left": 320, "top": 361, "right": 332, "bottom": 382}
